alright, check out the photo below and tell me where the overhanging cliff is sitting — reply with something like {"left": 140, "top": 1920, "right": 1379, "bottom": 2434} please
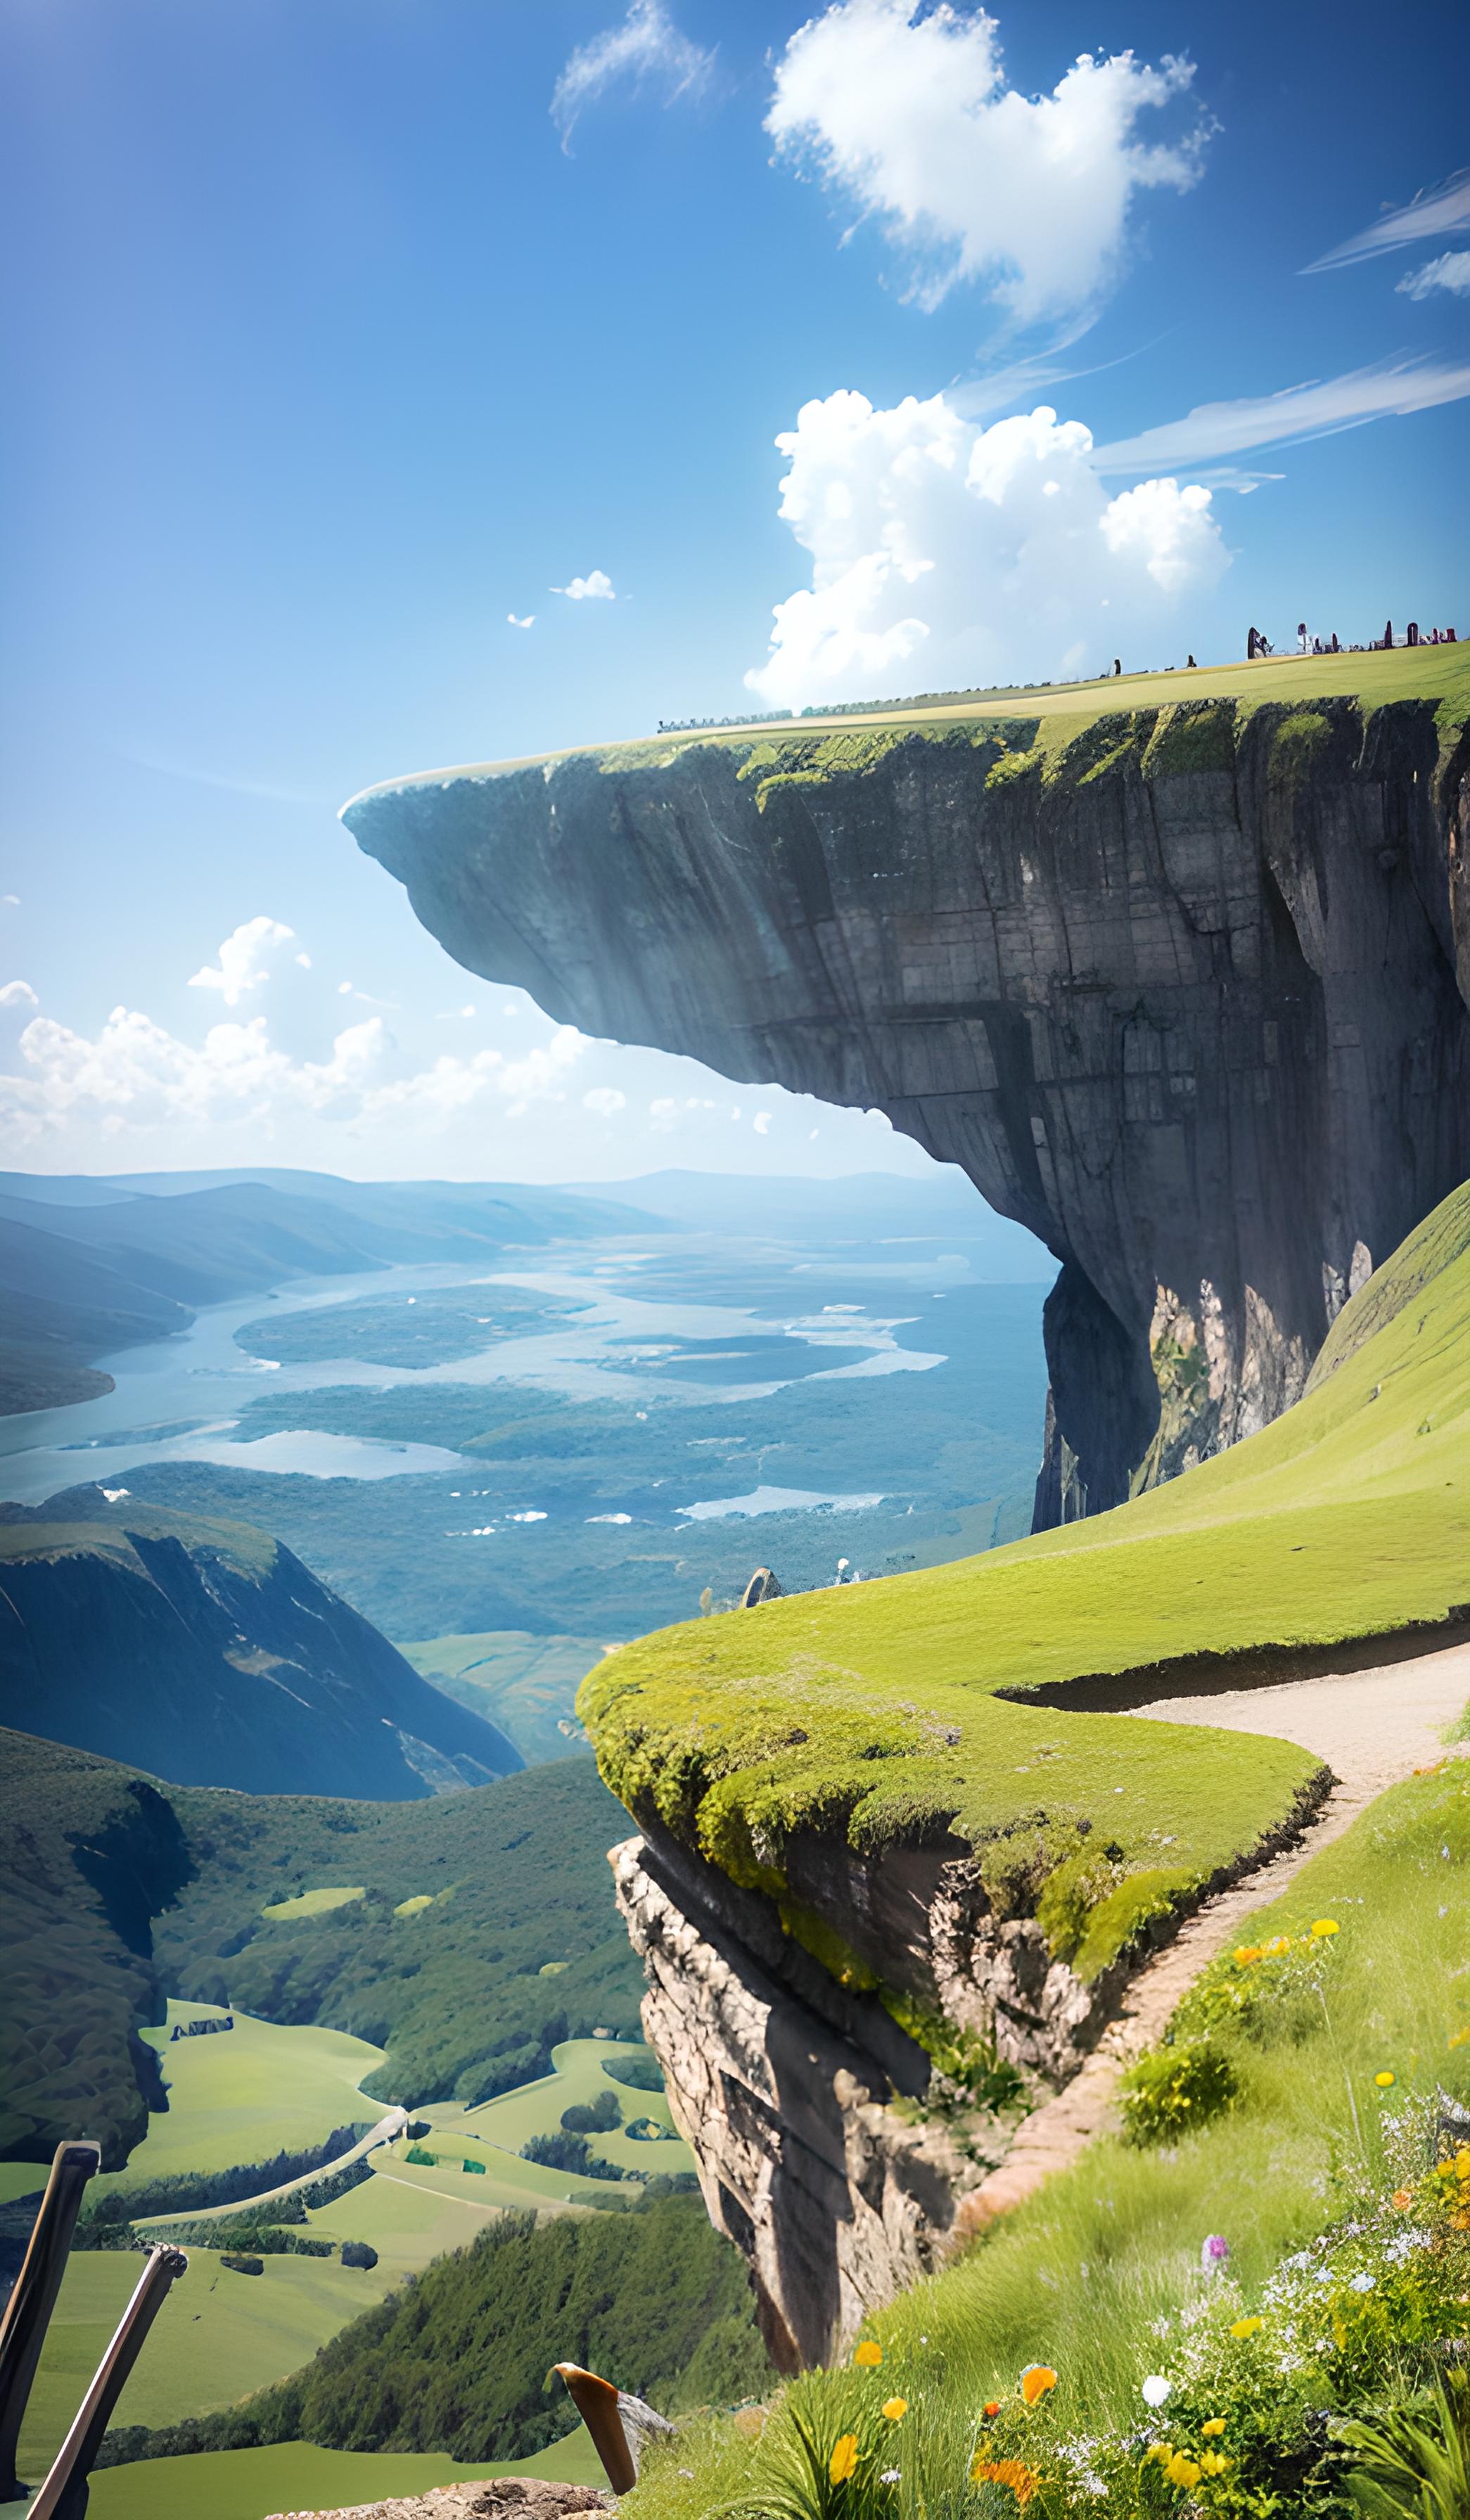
{"left": 344, "top": 662, "right": 1470, "bottom": 1524}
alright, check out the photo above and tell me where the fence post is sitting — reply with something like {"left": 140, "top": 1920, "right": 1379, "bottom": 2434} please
{"left": 0, "top": 2141, "right": 101, "bottom": 2498}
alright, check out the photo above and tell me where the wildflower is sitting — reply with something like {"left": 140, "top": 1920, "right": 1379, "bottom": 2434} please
{"left": 879, "top": 2471, "right": 901, "bottom": 2486}
{"left": 1374, "top": 2071, "right": 1395, "bottom": 2088}
{"left": 1201, "top": 2419, "right": 1227, "bottom": 2437}
{"left": 1141, "top": 2376, "right": 1172, "bottom": 2408}
{"left": 1231, "top": 2315, "right": 1264, "bottom": 2339}
{"left": 1165, "top": 2452, "right": 1202, "bottom": 2488}
{"left": 1311, "top": 1919, "right": 1338, "bottom": 1938}
{"left": 1200, "top": 2451, "right": 1232, "bottom": 2477}
{"left": 1145, "top": 2443, "right": 1173, "bottom": 2466}
{"left": 1200, "top": 2235, "right": 1230, "bottom": 2269}
{"left": 984, "top": 2400, "right": 1002, "bottom": 2417}
{"left": 1348, "top": 2272, "right": 1375, "bottom": 2294}
{"left": 854, "top": 2341, "right": 883, "bottom": 2368}
{"left": 1233, "top": 1944, "right": 1261, "bottom": 1966}
{"left": 1020, "top": 2365, "right": 1057, "bottom": 2405}
{"left": 1393, "top": 2187, "right": 1414, "bottom": 2209}
{"left": 971, "top": 2455, "right": 1037, "bottom": 2504}
{"left": 829, "top": 2435, "right": 859, "bottom": 2483}
{"left": 1450, "top": 2027, "right": 1470, "bottom": 2050}
{"left": 881, "top": 2398, "right": 907, "bottom": 2422}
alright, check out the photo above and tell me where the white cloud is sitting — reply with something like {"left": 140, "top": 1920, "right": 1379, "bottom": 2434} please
{"left": 1, "top": 896, "right": 18, "bottom": 908}
{"left": 1398, "top": 251, "right": 1470, "bottom": 301}
{"left": 508, "top": 611, "right": 536, "bottom": 629}
{"left": 0, "top": 980, "right": 38, "bottom": 1008}
{"left": 744, "top": 388, "right": 1228, "bottom": 711}
{"left": 583, "top": 1085, "right": 627, "bottom": 1117}
{"left": 295, "top": 951, "right": 312, "bottom": 969}
{"left": 753, "top": 1112, "right": 772, "bottom": 1136}
{"left": 0, "top": 1001, "right": 589, "bottom": 1149}
{"left": 1092, "top": 356, "right": 1470, "bottom": 472}
{"left": 551, "top": 571, "right": 616, "bottom": 600}
{"left": 649, "top": 1095, "right": 679, "bottom": 1131}
{"left": 187, "top": 915, "right": 298, "bottom": 1008}
{"left": 551, "top": 0, "right": 715, "bottom": 150}
{"left": 766, "top": 0, "right": 1210, "bottom": 322}
{"left": 1303, "top": 167, "right": 1470, "bottom": 273}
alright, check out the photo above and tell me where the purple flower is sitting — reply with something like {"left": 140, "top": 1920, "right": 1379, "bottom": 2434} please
{"left": 1201, "top": 2235, "right": 1230, "bottom": 2270}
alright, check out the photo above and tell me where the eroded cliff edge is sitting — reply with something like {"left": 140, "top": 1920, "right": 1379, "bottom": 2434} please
{"left": 345, "top": 690, "right": 1470, "bottom": 1524}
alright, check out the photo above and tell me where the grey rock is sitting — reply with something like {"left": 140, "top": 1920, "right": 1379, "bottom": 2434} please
{"left": 345, "top": 698, "right": 1470, "bottom": 1524}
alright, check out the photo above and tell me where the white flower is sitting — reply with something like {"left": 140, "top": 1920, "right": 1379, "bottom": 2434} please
{"left": 1142, "top": 2375, "right": 1172, "bottom": 2408}
{"left": 880, "top": 2470, "right": 902, "bottom": 2485}
{"left": 1348, "top": 2272, "right": 1375, "bottom": 2293}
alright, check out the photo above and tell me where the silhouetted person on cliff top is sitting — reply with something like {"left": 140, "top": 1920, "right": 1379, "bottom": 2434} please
{"left": 1383, "top": 619, "right": 1393, "bottom": 648}
{"left": 1113, "top": 658, "right": 1121, "bottom": 676}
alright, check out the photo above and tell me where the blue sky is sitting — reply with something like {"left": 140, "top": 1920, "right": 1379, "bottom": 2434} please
{"left": 1, "top": 0, "right": 1466, "bottom": 1181}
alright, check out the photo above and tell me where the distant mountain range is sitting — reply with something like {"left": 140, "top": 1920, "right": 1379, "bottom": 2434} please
{"left": 0, "top": 1488, "right": 523, "bottom": 1796}
{"left": 0, "top": 1166, "right": 656, "bottom": 1415}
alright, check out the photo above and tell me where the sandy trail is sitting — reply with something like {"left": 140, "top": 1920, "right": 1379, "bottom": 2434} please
{"left": 959, "top": 1638, "right": 1469, "bottom": 2232}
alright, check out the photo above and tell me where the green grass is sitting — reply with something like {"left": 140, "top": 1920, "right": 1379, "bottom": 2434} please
{"left": 401, "top": 1630, "right": 604, "bottom": 1766}
{"left": 428, "top": 2036, "right": 694, "bottom": 2182}
{"left": 52, "top": 2432, "right": 604, "bottom": 2520}
{"left": 258, "top": 1884, "right": 365, "bottom": 1920}
{"left": 13, "top": 2248, "right": 397, "bottom": 2480}
{"left": 582, "top": 1185, "right": 1470, "bottom": 1990}
{"left": 622, "top": 1755, "right": 1470, "bottom": 2520}
{"left": 90, "top": 2004, "right": 383, "bottom": 2197}
{"left": 346, "top": 641, "right": 1470, "bottom": 793}
{"left": 301, "top": 2162, "right": 507, "bottom": 2276}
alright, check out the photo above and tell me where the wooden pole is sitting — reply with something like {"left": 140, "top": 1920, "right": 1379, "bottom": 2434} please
{"left": 27, "top": 2244, "right": 188, "bottom": 2520}
{"left": 0, "top": 2142, "right": 101, "bottom": 2499}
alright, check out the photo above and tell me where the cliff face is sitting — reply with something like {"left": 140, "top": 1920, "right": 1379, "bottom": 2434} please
{"left": 346, "top": 693, "right": 1470, "bottom": 1522}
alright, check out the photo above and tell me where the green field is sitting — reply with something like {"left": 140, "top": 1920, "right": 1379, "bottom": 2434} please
{"left": 7, "top": 2431, "right": 602, "bottom": 2520}
{"left": 91, "top": 2004, "right": 384, "bottom": 2199}
{"left": 583, "top": 1185, "right": 1470, "bottom": 1992}
{"left": 402, "top": 1631, "right": 605, "bottom": 1767}
{"left": 12, "top": 2249, "right": 396, "bottom": 2480}
{"left": 354, "top": 639, "right": 1470, "bottom": 789}
{"left": 428, "top": 2036, "right": 693, "bottom": 2180}
{"left": 259, "top": 1884, "right": 365, "bottom": 1921}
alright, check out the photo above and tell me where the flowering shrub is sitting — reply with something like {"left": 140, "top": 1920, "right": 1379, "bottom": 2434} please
{"left": 1170, "top": 1918, "right": 1339, "bottom": 2049}
{"left": 1118, "top": 2040, "right": 1239, "bottom": 2145}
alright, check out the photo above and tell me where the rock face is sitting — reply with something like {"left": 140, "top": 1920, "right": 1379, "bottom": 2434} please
{"left": 345, "top": 696, "right": 1470, "bottom": 1523}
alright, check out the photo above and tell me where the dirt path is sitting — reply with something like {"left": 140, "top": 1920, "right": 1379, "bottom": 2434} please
{"left": 958, "top": 1640, "right": 1470, "bottom": 2233}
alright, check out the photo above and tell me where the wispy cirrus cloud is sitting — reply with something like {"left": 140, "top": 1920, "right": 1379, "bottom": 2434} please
{"left": 1302, "top": 167, "right": 1470, "bottom": 273}
{"left": 551, "top": 1, "right": 715, "bottom": 153}
{"left": 1092, "top": 356, "right": 1470, "bottom": 473}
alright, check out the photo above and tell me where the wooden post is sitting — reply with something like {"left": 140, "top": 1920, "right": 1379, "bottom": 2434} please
{"left": 0, "top": 2142, "right": 101, "bottom": 2499}
{"left": 27, "top": 2245, "right": 188, "bottom": 2520}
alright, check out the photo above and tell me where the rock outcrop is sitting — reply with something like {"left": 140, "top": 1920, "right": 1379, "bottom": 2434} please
{"left": 345, "top": 694, "right": 1470, "bottom": 1523}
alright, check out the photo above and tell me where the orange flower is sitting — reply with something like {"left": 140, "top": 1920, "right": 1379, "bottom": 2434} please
{"left": 1019, "top": 2365, "right": 1057, "bottom": 2405}
{"left": 984, "top": 2400, "right": 1002, "bottom": 2417}
{"left": 971, "top": 2455, "right": 1037, "bottom": 2505}
{"left": 829, "top": 2434, "right": 859, "bottom": 2483}
{"left": 1393, "top": 2187, "right": 1414, "bottom": 2210}
{"left": 853, "top": 2341, "right": 883, "bottom": 2368}
{"left": 881, "top": 2398, "right": 908, "bottom": 2422}
{"left": 1233, "top": 1944, "right": 1261, "bottom": 1967}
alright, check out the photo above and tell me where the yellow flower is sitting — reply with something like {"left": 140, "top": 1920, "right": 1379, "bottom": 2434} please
{"left": 1311, "top": 1919, "right": 1339, "bottom": 1939}
{"left": 829, "top": 2434, "right": 859, "bottom": 2483}
{"left": 1231, "top": 2315, "right": 1264, "bottom": 2339}
{"left": 1165, "top": 2452, "right": 1202, "bottom": 2488}
{"left": 1201, "top": 2417, "right": 1227, "bottom": 2436}
{"left": 854, "top": 2340, "right": 883, "bottom": 2368}
{"left": 1200, "top": 2451, "right": 1233, "bottom": 2477}
{"left": 1375, "top": 2071, "right": 1395, "bottom": 2088}
{"left": 1233, "top": 1944, "right": 1261, "bottom": 1967}
{"left": 1146, "top": 2443, "right": 1174, "bottom": 2466}
{"left": 1019, "top": 2364, "right": 1057, "bottom": 2405}
{"left": 882, "top": 2398, "right": 907, "bottom": 2422}
{"left": 1449, "top": 2028, "right": 1470, "bottom": 2051}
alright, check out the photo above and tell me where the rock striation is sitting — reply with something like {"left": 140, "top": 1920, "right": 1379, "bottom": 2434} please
{"left": 345, "top": 693, "right": 1470, "bottom": 1523}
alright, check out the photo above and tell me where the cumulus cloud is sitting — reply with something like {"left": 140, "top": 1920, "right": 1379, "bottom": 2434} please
{"left": 551, "top": 0, "right": 715, "bottom": 150}
{"left": 0, "top": 999, "right": 589, "bottom": 1149}
{"left": 0, "top": 980, "right": 39, "bottom": 1008}
{"left": 753, "top": 1112, "right": 772, "bottom": 1136}
{"left": 187, "top": 915, "right": 298, "bottom": 1007}
{"left": 1398, "top": 251, "right": 1470, "bottom": 301}
{"left": 1303, "top": 167, "right": 1470, "bottom": 272}
{"left": 1091, "top": 356, "right": 1470, "bottom": 472}
{"left": 583, "top": 1086, "right": 628, "bottom": 1117}
{"left": 508, "top": 611, "right": 537, "bottom": 629}
{"left": 551, "top": 570, "right": 616, "bottom": 600}
{"left": 744, "top": 387, "right": 1228, "bottom": 711}
{"left": 766, "top": 0, "right": 1210, "bottom": 321}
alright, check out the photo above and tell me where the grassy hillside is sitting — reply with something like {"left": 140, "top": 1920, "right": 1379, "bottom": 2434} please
{"left": 0, "top": 1732, "right": 644, "bottom": 2165}
{"left": 582, "top": 1183, "right": 1470, "bottom": 1988}
{"left": 97, "top": 2192, "right": 769, "bottom": 2474}
{"left": 0, "top": 1496, "right": 522, "bottom": 1796}
{"left": 627, "top": 1753, "right": 1470, "bottom": 2520}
